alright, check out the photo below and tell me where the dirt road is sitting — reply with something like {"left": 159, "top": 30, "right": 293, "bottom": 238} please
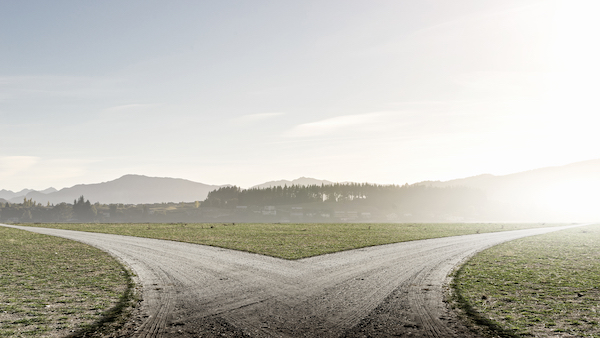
{"left": 2, "top": 224, "right": 584, "bottom": 337}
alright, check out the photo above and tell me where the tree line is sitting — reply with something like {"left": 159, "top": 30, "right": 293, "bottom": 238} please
{"left": 0, "top": 197, "right": 206, "bottom": 223}
{"left": 201, "top": 183, "right": 487, "bottom": 215}
{"left": 0, "top": 196, "right": 98, "bottom": 222}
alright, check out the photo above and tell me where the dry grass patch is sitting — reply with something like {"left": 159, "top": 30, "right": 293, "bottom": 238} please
{"left": 0, "top": 227, "right": 133, "bottom": 338}
{"left": 453, "top": 223, "right": 600, "bottom": 337}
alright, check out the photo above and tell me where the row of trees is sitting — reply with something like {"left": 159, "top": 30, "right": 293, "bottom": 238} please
{"left": 202, "top": 183, "right": 394, "bottom": 207}
{"left": 1, "top": 196, "right": 99, "bottom": 222}
{"left": 201, "top": 183, "right": 487, "bottom": 215}
{"left": 0, "top": 197, "right": 207, "bottom": 223}
{"left": 1, "top": 201, "right": 76, "bottom": 222}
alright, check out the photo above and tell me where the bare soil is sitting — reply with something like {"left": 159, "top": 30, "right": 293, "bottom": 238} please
{"left": 3, "top": 224, "right": 583, "bottom": 338}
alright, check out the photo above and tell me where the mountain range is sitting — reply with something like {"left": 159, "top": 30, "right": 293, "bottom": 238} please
{"left": 0, "top": 187, "right": 57, "bottom": 201}
{"left": 3, "top": 159, "right": 599, "bottom": 219}
{"left": 6, "top": 175, "right": 221, "bottom": 205}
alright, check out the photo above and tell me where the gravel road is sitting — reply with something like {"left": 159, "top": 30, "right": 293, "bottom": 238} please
{"left": 2, "top": 224, "right": 585, "bottom": 337}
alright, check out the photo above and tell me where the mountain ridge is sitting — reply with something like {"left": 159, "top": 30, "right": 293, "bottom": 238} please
{"left": 10, "top": 174, "right": 222, "bottom": 205}
{"left": 3, "top": 158, "right": 599, "bottom": 212}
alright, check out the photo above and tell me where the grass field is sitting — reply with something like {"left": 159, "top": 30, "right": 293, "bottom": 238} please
{"left": 0, "top": 227, "right": 134, "bottom": 338}
{"left": 453, "top": 223, "right": 600, "bottom": 337}
{"left": 20, "top": 222, "right": 564, "bottom": 260}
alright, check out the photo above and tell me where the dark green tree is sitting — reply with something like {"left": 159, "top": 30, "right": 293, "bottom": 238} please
{"left": 73, "top": 195, "right": 97, "bottom": 221}
{"left": 52, "top": 203, "right": 73, "bottom": 222}
{"left": 109, "top": 204, "right": 117, "bottom": 218}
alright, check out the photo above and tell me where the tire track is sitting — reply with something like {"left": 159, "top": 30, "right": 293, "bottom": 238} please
{"left": 1, "top": 223, "right": 588, "bottom": 337}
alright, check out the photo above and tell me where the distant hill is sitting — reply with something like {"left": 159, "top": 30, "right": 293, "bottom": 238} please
{"left": 39, "top": 187, "right": 58, "bottom": 194}
{"left": 416, "top": 158, "right": 600, "bottom": 220}
{"left": 0, "top": 188, "right": 35, "bottom": 200}
{"left": 252, "top": 177, "right": 334, "bottom": 189}
{"left": 0, "top": 187, "right": 56, "bottom": 201}
{"left": 11, "top": 175, "right": 223, "bottom": 205}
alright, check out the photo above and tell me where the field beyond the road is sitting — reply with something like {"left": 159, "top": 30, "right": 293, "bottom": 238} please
{"left": 0, "top": 226, "right": 133, "bottom": 338}
{"left": 21, "top": 222, "right": 565, "bottom": 259}
{"left": 454, "top": 223, "right": 600, "bottom": 337}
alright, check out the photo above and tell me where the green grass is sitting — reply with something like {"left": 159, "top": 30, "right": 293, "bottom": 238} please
{"left": 453, "top": 223, "right": 600, "bottom": 337}
{"left": 21, "top": 222, "right": 565, "bottom": 260}
{"left": 0, "top": 227, "right": 134, "bottom": 338}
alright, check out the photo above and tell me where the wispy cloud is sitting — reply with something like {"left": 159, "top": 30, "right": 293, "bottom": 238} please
{"left": 0, "top": 75, "right": 123, "bottom": 99}
{"left": 0, "top": 157, "right": 96, "bottom": 190}
{"left": 0, "top": 156, "right": 39, "bottom": 177}
{"left": 96, "top": 104, "right": 156, "bottom": 126}
{"left": 284, "top": 112, "right": 405, "bottom": 138}
{"left": 234, "top": 112, "right": 285, "bottom": 123}
{"left": 454, "top": 71, "right": 546, "bottom": 97}
{"left": 104, "top": 104, "right": 153, "bottom": 113}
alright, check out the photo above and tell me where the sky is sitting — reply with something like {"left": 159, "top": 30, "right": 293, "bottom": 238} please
{"left": 1, "top": 0, "right": 599, "bottom": 191}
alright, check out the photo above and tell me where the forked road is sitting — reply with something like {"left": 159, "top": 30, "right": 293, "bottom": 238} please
{"left": 2, "top": 224, "right": 587, "bottom": 337}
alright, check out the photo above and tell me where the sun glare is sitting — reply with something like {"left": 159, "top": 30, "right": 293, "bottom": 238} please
{"left": 538, "top": 180, "right": 600, "bottom": 220}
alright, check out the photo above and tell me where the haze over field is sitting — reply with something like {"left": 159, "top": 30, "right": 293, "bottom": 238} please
{"left": 1, "top": 1, "right": 598, "bottom": 207}
{"left": 1, "top": 159, "right": 597, "bottom": 222}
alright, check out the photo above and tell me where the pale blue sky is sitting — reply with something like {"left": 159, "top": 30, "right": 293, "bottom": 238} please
{"left": 1, "top": 0, "right": 599, "bottom": 190}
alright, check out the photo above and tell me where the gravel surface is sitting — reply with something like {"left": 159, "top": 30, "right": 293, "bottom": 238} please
{"left": 2, "top": 223, "right": 585, "bottom": 337}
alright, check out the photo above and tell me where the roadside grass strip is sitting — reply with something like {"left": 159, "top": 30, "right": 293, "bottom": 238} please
{"left": 0, "top": 227, "right": 133, "bottom": 338}
{"left": 453, "top": 223, "right": 600, "bottom": 337}
{"left": 22, "top": 222, "right": 564, "bottom": 260}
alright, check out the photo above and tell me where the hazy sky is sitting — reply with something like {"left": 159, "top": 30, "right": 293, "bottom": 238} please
{"left": 1, "top": 0, "right": 599, "bottom": 191}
